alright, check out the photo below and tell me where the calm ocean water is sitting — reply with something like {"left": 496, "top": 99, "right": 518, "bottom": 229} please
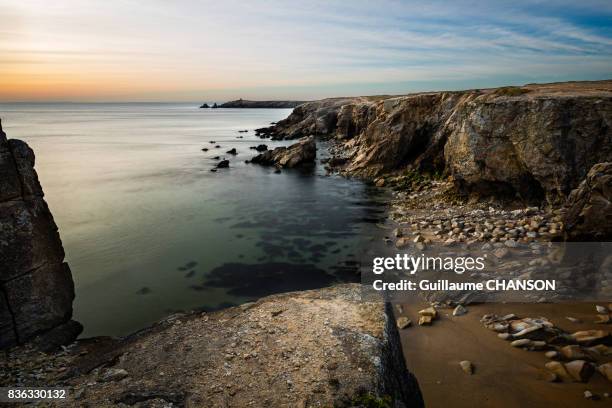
{"left": 0, "top": 103, "right": 388, "bottom": 337}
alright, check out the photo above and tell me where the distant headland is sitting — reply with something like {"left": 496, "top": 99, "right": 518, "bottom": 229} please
{"left": 200, "top": 99, "right": 307, "bottom": 109}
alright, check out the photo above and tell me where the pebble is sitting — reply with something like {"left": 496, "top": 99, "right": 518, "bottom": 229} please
{"left": 452, "top": 305, "right": 467, "bottom": 316}
{"left": 100, "top": 368, "right": 129, "bottom": 382}
{"left": 418, "top": 307, "right": 437, "bottom": 318}
{"left": 565, "top": 360, "right": 594, "bottom": 382}
{"left": 418, "top": 315, "right": 433, "bottom": 326}
{"left": 459, "top": 360, "right": 474, "bottom": 375}
{"left": 595, "top": 305, "right": 608, "bottom": 314}
{"left": 396, "top": 317, "right": 411, "bottom": 330}
{"left": 510, "top": 339, "right": 531, "bottom": 348}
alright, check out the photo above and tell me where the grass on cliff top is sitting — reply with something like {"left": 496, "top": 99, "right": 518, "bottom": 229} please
{"left": 494, "top": 86, "right": 531, "bottom": 96}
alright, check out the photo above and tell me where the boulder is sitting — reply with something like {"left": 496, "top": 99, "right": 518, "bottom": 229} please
{"left": 563, "top": 162, "right": 612, "bottom": 241}
{"left": 216, "top": 160, "right": 230, "bottom": 169}
{"left": 251, "top": 137, "right": 316, "bottom": 168}
{"left": 564, "top": 360, "right": 595, "bottom": 382}
{"left": 0, "top": 119, "right": 80, "bottom": 349}
{"left": 49, "top": 285, "right": 424, "bottom": 407}
{"left": 597, "top": 362, "right": 612, "bottom": 382}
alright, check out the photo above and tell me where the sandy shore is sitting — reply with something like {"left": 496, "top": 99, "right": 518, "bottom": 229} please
{"left": 397, "top": 302, "right": 611, "bottom": 407}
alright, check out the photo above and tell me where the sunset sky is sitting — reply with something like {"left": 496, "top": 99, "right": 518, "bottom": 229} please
{"left": 1, "top": 0, "right": 611, "bottom": 102}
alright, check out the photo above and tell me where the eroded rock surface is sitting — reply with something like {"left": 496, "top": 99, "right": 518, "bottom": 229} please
{"left": 263, "top": 81, "right": 612, "bottom": 204}
{"left": 251, "top": 136, "right": 316, "bottom": 168}
{"left": 31, "top": 285, "right": 422, "bottom": 407}
{"left": 0, "top": 120, "right": 80, "bottom": 349}
{"left": 563, "top": 162, "right": 612, "bottom": 241}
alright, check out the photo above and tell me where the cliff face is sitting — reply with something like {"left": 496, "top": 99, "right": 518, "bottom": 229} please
{"left": 265, "top": 81, "right": 612, "bottom": 204}
{"left": 0, "top": 120, "right": 80, "bottom": 349}
{"left": 563, "top": 162, "right": 612, "bottom": 241}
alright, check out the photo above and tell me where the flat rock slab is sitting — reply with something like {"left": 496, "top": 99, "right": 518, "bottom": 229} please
{"left": 60, "top": 284, "right": 423, "bottom": 407}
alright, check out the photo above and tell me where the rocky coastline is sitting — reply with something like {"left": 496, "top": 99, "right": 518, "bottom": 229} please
{"left": 2, "top": 80, "right": 612, "bottom": 406}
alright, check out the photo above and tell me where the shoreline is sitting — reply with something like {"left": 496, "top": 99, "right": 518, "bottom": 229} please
{"left": 1, "top": 79, "right": 611, "bottom": 406}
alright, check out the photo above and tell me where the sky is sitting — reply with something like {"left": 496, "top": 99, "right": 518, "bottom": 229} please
{"left": 1, "top": 0, "right": 611, "bottom": 102}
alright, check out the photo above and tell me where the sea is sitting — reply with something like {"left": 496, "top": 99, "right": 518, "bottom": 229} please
{"left": 0, "top": 103, "right": 388, "bottom": 337}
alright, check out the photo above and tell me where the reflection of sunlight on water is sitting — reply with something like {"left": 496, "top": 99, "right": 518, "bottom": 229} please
{"left": 0, "top": 103, "right": 389, "bottom": 337}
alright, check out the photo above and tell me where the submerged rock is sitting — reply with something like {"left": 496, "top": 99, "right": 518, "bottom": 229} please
{"left": 216, "top": 160, "right": 230, "bottom": 168}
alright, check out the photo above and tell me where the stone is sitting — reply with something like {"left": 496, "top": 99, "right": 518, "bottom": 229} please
{"left": 564, "top": 360, "right": 594, "bottom": 382}
{"left": 498, "top": 333, "right": 511, "bottom": 340}
{"left": 226, "top": 148, "right": 238, "bottom": 155}
{"left": 216, "top": 160, "right": 230, "bottom": 168}
{"left": 101, "top": 368, "right": 129, "bottom": 382}
{"left": 375, "top": 178, "right": 386, "bottom": 187}
{"left": 594, "top": 314, "right": 611, "bottom": 324}
{"left": 545, "top": 351, "right": 560, "bottom": 360}
{"left": 570, "top": 330, "right": 610, "bottom": 345}
{"left": 395, "top": 238, "right": 410, "bottom": 249}
{"left": 510, "top": 339, "right": 531, "bottom": 348}
{"left": 597, "top": 363, "right": 612, "bottom": 382}
{"left": 545, "top": 361, "right": 572, "bottom": 382}
{"left": 584, "top": 391, "right": 595, "bottom": 400}
{"left": 504, "top": 239, "right": 518, "bottom": 248}
{"left": 396, "top": 317, "right": 411, "bottom": 330}
{"left": 452, "top": 305, "right": 467, "bottom": 316}
{"left": 250, "top": 144, "right": 268, "bottom": 152}
{"left": 418, "top": 316, "right": 433, "bottom": 326}
{"left": 563, "top": 163, "right": 612, "bottom": 241}
{"left": 596, "top": 305, "right": 609, "bottom": 314}
{"left": 493, "top": 248, "right": 509, "bottom": 259}
{"left": 566, "top": 316, "right": 581, "bottom": 323}
{"left": 459, "top": 360, "right": 473, "bottom": 375}
{"left": 418, "top": 307, "right": 437, "bottom": 318}
{"left": 560, "top": 345, "right": 594, "bottom": 361}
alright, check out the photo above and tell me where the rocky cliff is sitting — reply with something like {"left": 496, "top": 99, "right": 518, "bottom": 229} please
{"left": 563, "top": 162, "right": 612, "bottom": 241}
{"left": 6, "top": 284, "right": 423, "bottom": 408}
{"left": 0, "top": 120, "right": 81, "bottom": 349}
{"left": 262, "top": 81, "right": 612, "bottom": 204}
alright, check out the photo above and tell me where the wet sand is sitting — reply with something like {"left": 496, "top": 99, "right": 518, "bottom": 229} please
{"left": 398, "top": 302, "right": 611, "bottom": 407}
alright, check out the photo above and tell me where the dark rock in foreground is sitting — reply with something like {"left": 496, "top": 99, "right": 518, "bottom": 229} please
{"left": 219, "top": 99, "right": 307, "bottom": 108}
{"left": 563, "top": 162, "right": 612, "bottom": 241}
{"left": 0, "top": 119, "right": 81, "bottom": 349}
{"left": 42, "top": 284, "right": 424, "bottom": 408}
{"left": 251, "top": 136, "right": 316, "bottom": 168}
